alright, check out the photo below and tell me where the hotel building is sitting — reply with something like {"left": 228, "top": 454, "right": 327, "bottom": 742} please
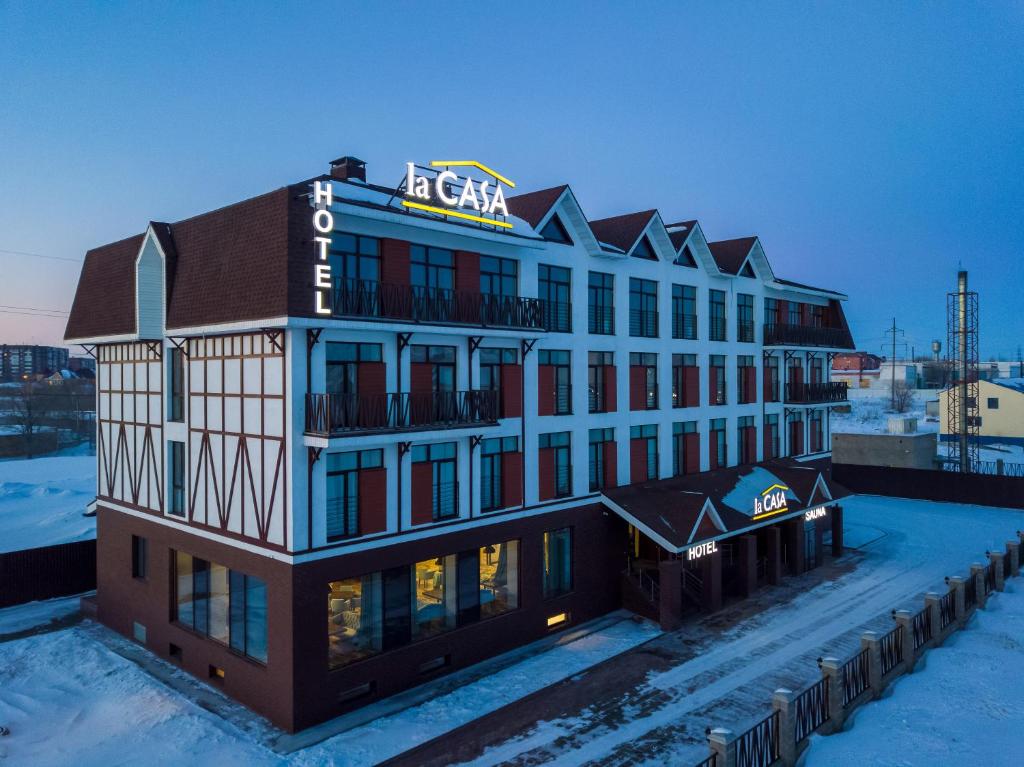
{"left": 65, "top": 156, "right": 854, "bottom": 731}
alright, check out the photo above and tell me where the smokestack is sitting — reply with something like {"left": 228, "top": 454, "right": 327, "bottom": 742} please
{"left": 958, "top": 270, "right": 969, "bottom": 473}
{"left": 329, "top": 156, "right": 366, "bottom": 182}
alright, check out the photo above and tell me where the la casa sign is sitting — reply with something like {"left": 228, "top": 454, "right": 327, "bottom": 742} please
{"left": 753, "top": 484, "right": 790, "bottom": 521}
{"left": 402, "top": 160, "right": 514, "bottom": 229}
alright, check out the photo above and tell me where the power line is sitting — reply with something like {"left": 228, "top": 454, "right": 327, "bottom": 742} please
{"left": 0, "top": 248, "right": 82, "bottom": 263}
{"left": 0, "top": 304, "right": 69, "bottom": 315}
{"left": 0, "top": 309, "right": 69, "bottom": 318}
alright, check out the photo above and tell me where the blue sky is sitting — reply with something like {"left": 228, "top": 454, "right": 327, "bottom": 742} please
{"left": 1, "top": 2, "right": 1022, "bottom": 357}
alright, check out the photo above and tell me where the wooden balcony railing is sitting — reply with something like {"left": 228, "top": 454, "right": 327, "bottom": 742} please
{"left": 305, "top": 390, "right": 499, "bottom": 437}
{"left": 784, "top": 381, "right": 849, "bottom": 405}
{"left": 764, "top": 322, "right": 854, "bottom": 349}
{"left": 328, "top": 279, "right": 546, "bottom": 330}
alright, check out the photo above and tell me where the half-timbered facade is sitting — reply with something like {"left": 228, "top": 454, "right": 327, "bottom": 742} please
{"left": 66, "top": 156, "right": 853, "bottom": 732}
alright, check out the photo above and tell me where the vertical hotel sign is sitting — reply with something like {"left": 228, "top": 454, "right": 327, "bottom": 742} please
{"left": 312, "top": 180, "right": 333, "bottom": 315}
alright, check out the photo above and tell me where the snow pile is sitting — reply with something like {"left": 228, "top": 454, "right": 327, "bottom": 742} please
{"left": 0, "top": 595, "right": 83, "bottom": 636}
{"left": 807, "top": 581, "right": 1024, "bottom": 766}
{"left": 0, "top": 455, "right": 95, "bottom": 553}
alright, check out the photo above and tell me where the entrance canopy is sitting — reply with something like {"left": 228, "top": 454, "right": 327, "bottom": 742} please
{"left": 601, "top": 458, "right": 848, "bottom": 554}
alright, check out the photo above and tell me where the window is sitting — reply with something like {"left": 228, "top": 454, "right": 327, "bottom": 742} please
{"left": 588, "top": 428, "right": 614, "bottom": 491}
{"left": 710, "top": 355, "right": 726, "bottom": 406}
{"left": 413, "top": 555, "right": 457, "bottom": 640}
{"left": 330, "top": 233, "right": 380, "bottom": 285}
{"left": 629, "top": 278, "right": 658, "bottom": 337}
{"left": 479, "top": 347, "right": 517, "bottom": 407}
{"left": 168, "top": 347, "right": 184, "bottom": 422}
{"left": 988, "top": 397, "right": 999, "bottom": 409}
{"left": 328, "top": 574, "right": 382, "bottom": 669}
{"left": 789, "top": 301, "right": 802, "bottom": 326}
{"left": 409, "top": 344, "right": 456, "bottom": 394}
{"left": 588, "top": 351, "right": 614, "bottom": 413}
{"left": 174, "top": 551, "right": 267, "bottom": 663}
{"left": 539, "top": 432, "right": 572, "bottom": 498}
{"left": 411, "top": 245, "right": 454, "bottom": 293}
{"left": 480, "top": 255, "right": 518, "bottom": 297}
{"left": 810, "top": 304, "right": 824, "bottom": 327}
{"left": 479, "top": 540, "right": 519, "bottom": 618}
{"left": 709, "top": 289, "right": 727, "bottom": 341}
{"left": 738, "top": 355, "right": 755, "bottom": 404}
{"left": 738, "top": 415, "right": 756, "bottom": 464}
{"left": 543, "top": 528, "right": 573, "bottom": 598}
{"left": 672, "top": 285, "right": 697, "bottom": 340}
{"left": 809, "top": 409, "right": 824, "bottom": 453}
{"left": 538, "top": 350, "right": 572, "bottom": 415}
{"left": 764, "top": 298, "right": 778, "bottom": 329}
{"left": 326, "top": 449, "right": 383, "bottom": 540}
{"left": 764, "top": 355, "right": 780, "bottom": 402}
{"left": 672, "top": 353, "right": 698, "bottom": 408}
{"left": 540, "top": 214, "right": 572, "bottom": 244}
{"left": 630, "top": 352, "right": 658, "bottom": 410}
{"left": 169, "top": 441, "right": 185, "bottom": 517}
{"left": 672, "top": 421, "right": 697, "bottom": 476}
{"left": 539, "top": 264, "right": 571, "bottom": 332}
{"left": 675, "top": 244, "right": 697, "bottom": 267}
{"left": 588, "top": 272, "right": 614, "bottom": 335}
{"left": 382, "top": 566, "right": 412, "bottom": 651}
{"left": 630, "top": 424, "right": 659, "bottom": 481}
{"left": 710, "top": 418, "right": 727, "bottom": 469}
{"left": 737, "top": 294, "right": 754, "bottom": 343}
{"left": 131, "top": 535, "right": 147, "bottom": 579}
{"left": 631, "top": 234, "right": 656, "bottom": 260}
{"left": 412, "top": 442, "right": 458, "bottom": 521}
{"left": 764, "top": 413, "right": 780, "bottom": 460}
{"left": 326, "top": 342, "right": 383, "bottom": 395}
{"left": 480, "top": 436, "right": 519, "bottom": 512}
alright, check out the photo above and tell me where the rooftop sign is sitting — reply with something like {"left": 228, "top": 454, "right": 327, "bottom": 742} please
{"left": 753, "top": 483, "right": 790, "bottom": 522}
{"left": 402, "top": 161, "right": 514, "bottom": 229}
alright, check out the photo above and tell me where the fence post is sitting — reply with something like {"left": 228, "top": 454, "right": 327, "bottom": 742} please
{"left": 1006, "top": 541, "right": 1020, "bottom": 578}
{"left": 818, "top": 657, "right": 846, "bottom": 732}
{"left": 989, "top": 551, "right": 1005, "bottom": 592}
{"left": 893, "top": 610, "right": 917, "bottom": 672}
{"left": 947, "top": 576, "right": 967, "bottom": 628}
{"left": 971, "top": 563, "right": 987, "bottom": 608}
{"left": 924, "top": 592, "right": 943, "bottom": 646}
{"left": 772, "top": 688, "right": 798, "bottom": 767}
{"left": 707, "top": 727, "right": 736, "bottom": 767}
{"left": 860, "top": 631, "right": 884, "bottom": 698}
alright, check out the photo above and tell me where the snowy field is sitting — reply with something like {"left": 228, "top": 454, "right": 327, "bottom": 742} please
{"left": 0, "top": 605, "right": 658, "bottom": 767}
{"left": 831, "top": 387, "right": 939, "bottom": 435}
{"left": 807, "top": 580, "right": 1024, "bottom": 766}
{"left": 0, "top": 454, "right": 95, "bottom": 553}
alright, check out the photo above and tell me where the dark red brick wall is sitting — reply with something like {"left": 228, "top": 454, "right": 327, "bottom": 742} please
{"left": 501, "top": 364, "right": 523, "bottom": 418}
{"left": 359, "top": 468, "right": 387, "bottom": 534}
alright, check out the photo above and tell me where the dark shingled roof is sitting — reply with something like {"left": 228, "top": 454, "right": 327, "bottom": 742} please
{"left": 602, "top": 458, "right": 847, "bottom": 551}
{"left": 667, "top": 220, "right": 699, "bottom": 250}
{"left": 65, "top": 181, "right": 313, "bottom": 340}
{"left": 589, "top": 210, "right": 657, "bottom": 253}
{"left": 774, "top": 276, "right": 846, "bottom": 297}
{"left": 65, "top": 234, "right": 144, "bottom": 340}
{"left": 707, "top": 236, "right": 757, "bottom": 275}
{"left": 505, "top": 185, "right": 568, "bottom": 229}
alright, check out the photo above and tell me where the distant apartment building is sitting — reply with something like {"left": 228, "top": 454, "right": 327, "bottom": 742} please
{"left": 65, "top": 155, "right": 854, "bottom": 731}
{"left": 0, "top": 344, "right": 68, "bottom": 381}
{"left": 940, "top": 378, "right": 1024, "bottom": 445}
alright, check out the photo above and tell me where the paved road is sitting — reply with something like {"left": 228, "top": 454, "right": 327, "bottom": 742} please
{"left": 422, "top": 496, "right": 1024, "bottom": 767}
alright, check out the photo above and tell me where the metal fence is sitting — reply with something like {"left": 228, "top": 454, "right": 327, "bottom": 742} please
{"left": 735, "top": 711, "right": 779, "bottom": 767}
{"left": 939, "top": 590, "right": 956, "bottom": 630}
{"left": 0, "top": 539, "right": 96, "bottom": 608}
{"left": 693, "top": 752, "right": 717, "bottom": 767}
{"left": 984, "top": 560, "right": 996, "bottom": 594}
{"left": 794, "top": 677, "right": 830, "bottom": 742}
{"left": 912, "top": 607, "right": 932, "bottom": 650}
{"left": 841, "top": 648, "right": 870, "bottom": 707}
{"left": 880, "top": 624, "right": 903, "bottom": 676}
{"left": 965, "top": 574, "right": 977, "bottom": 609}
{"left": 974, "top": 460, "right": 1024, "bottom": 478}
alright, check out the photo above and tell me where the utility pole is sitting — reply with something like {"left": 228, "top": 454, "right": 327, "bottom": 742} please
{"left": 882, "top": 318, "right": 906, "bottom": 410}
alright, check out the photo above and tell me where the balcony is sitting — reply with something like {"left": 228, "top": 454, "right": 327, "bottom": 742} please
{"left": 764, "top": 323, "right": 854, "bottom": 349}
{"left": 784, "top": 381, "right": 849, "bottom": 405}
{"left": 305, "top": 390, "right": 499, "bottom": 437}
{"left": 328, "top": 279, "right": 545, "bottom": 331}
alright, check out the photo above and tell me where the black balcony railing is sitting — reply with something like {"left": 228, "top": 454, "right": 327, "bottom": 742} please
{"left": 629, "top": 309, "right": 658, "bottom": 338}
{"left": 329, "top": 279, "right": 545, "bottom": 330}
{"left": 671, "top": 313, "right": 698, "bottom": 340}
{"left": 541, "top": 301, "right": 572, "bottom": 333}
{"left": 305, "top": 390, "right": 499, "bottom": 437}
{"left": 554, "top": 383, "right": 572, "bottom": 415}
{"left": 588, "top": 304, "right": 615, "bottom": 335}
{"left": 784, "top": 381, "right": 849, "bottom": 404}
{"left": 764, "top": 322, "right": 854, "bottom": 349}
{"left": 709, "top": 316, "right": 727, "bottom": 342}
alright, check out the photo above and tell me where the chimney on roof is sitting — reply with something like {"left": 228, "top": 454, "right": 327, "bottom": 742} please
{"left": 329, "top": 156, "right": 366, "bottom": 182}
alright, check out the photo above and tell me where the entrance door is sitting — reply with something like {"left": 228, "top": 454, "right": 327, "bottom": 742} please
{"left": 804, "top": 520, "right": 818, "bottom": 570}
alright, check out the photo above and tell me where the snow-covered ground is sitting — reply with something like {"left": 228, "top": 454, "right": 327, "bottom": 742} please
{"left": 0, "top": 455, "right": 95, "bottom": 553}
{"left": 831, "top": 388, "right": 938, "bottom": 435}
{"left": 0, "top": 605, "right": 659, "bottom": 767}
{"left": 807, "top": 580, "right": 1024, "bottom": 766}
{"left": 454, "top": 495, "right": 1024, "bottom": 766}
